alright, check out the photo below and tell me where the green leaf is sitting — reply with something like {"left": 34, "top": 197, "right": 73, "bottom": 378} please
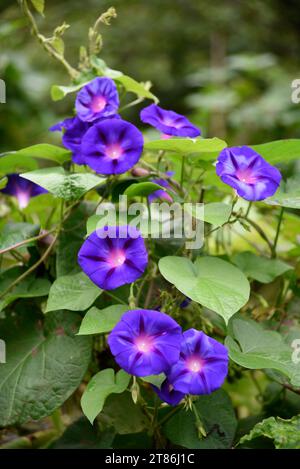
{"left": 116, "top": 75, "right": 158, "bottom": 103}
{"left": 30, "top": 0, "right": 44, "bottom": 14}
{"left": 0, "top": 154, "right": 38, "bottom": 174}
{"left": 78, "top": 304, "right": 128, "bottom": 335}
{"left": 225, "top": 316, "right": 300, "bottom": 387}
{"left": 51, "top": 82, "right": 91, "bottom": 101}
{"left": 124, "top": 182, "right": 164, "bottom": 198}
{"left": 90, "top": 56, "right": 123, "bottom": 79}
{"left": 251, "top": 139, "right": 300, "bottom": 165}
{"left": 239, "top": 415, "right": 300, "bottom": 449}
{"left": 266, "top": 175, "right": 300, "bottom": 209}
{"left": 141, "top": 374, "right": 165, "bottom": 388}
{"left": 0, "top": 223, "right": 40, "bottom": 252}
{"left": 0, "top": 176, "right": 8, "bottom": 189}
{"left": 163, "top": 389, "right": 237, "bottom": 449}
{"left": 144, "top": 137, "right": 227, "bottom": 155}
{"left": 52, "top": 417, "right": 115, "bottom": 449}
{"left": 81, "top": 369, "right": 131, "bottom": 424}
{"left": 0, "top": 268, "right": 51, "bottom": 312}
{"left": 0, "top": 310, "right": 92, "bottom": 426}
{"left": 185, "top": 202, "right": 231, "bottom": 227}
{"left": 21, "top": 167, "right": 105, "bottom": 200}
{"left": 233, "top": 251, "right": 292, "bottom": 283}
{"left": 159, "top": 256, "right": 250, "bottom": 324}
{"left": 1, "top": 144, "right": 71, "bottom": 165}
{"left": 100, "top": 393, "right": 147, "bottom": 435}
{"left": 46, "top": 272, "right": 102, "bottom": 313}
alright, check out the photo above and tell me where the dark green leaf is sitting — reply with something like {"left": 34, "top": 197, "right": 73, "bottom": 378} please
{"left": 0, "top": 223, "right": 40, "bottom": 252}
{"left": 124, "top": 182, "right": 164, "bottom": 198}
{"left": 233, "top": 251, "right": 292, "bottom": 283}
{"left": 1, "top": 144, "right": 71, "bottom": 165}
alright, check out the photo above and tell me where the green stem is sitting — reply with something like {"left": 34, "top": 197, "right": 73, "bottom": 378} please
{"left": 0, "top": 229, "right": 56, "bottom": 256}
{"left": 104, "top": 291, "right": 127, "bottom": 305}
{"left": 272, "top": 207, "right": 284, "bottom": 258}
{"left": 180, "top": 155, "right": 185, "bottom": 187}
{"left": 245, "top": 201, "right": 252, "bottom": 218}
{"left": 51, "top": 408, "right": 65, "bottom": 435}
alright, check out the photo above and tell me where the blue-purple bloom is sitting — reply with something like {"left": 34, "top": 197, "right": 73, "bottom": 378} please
{"left": 1, "top": 174, "right": 47, "bottom": 208}
{"left": 140, "top": 104, "right": 201, "bottom": 138}
{"left": 75, "top": 77, "right": 119, "bottom": 122}
{"left": 152, "top": 378, "right": 185, "bottom": 406}
{"left": 148, "top": 171, "right": 174, "bottom": 203}
{"left": 216, "top": 146, "right": 282, "bottom": 201}
{"left": 50, "top": 116, "right": 90, "bottom": 165}
{"left": 108, "top": 309, "right": 182, "bottom": 377}
{"left": 167, "top": 329, "right": 228, "bottom": 395}
{"left": 81, "top": 118, "right": 144, "bottom": 175}
{"left": 78, "top": 226, "right": 148, "bottom": 290}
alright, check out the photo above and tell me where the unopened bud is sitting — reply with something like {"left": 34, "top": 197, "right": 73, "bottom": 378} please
{"left": 131, "top": 167, "right": 150, "bottom": 177}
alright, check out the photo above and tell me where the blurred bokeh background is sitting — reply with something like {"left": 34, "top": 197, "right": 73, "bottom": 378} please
{"left": 1, "top": 0, "right": 300, "bottom": 152}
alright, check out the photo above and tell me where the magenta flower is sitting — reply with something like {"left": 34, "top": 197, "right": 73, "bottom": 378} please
{"left": 140, "top": 104, "right": 200, "bottom": 138}
{"left": 152, "top": 378, "right": 185, "bottom": 406}
{"left": 216, "top": 146, "right": 282, "bottom": 201}
{"left": 167, "top": 329, "right": 228, "bottom": 395}
{"left": 75, "top": 77, "right": 119, "bottom": 122}
{"left": 1, "top": 174, "right": 47, "bottom": 209}
{"left": 77, "top": 226, "right": 148, "bottom": 290}
{"left": 108, "top": 309, "right": 182, "bottom": 376}
{"left": 81, "top": 118, "right": 144, "bottom": 175}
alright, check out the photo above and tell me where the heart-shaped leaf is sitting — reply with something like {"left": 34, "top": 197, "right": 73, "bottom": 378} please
{"left": 159, "top": 256, "right": 250, "bottom": 324}
{"left": 78, "top": 305, "right": 129, "bottom": 335}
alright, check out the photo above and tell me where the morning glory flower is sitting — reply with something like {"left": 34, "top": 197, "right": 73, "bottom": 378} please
{"left": 167, "top": 329, "right": 228, "bottom": 395}
{"left": 140, "top": 104, "right": 201, "bottom": 138}
{"left": 152, "top": 378, "right": 185, "bottom": 406}
{"left": 75, "top": 77, "right": 119, "bottom": 122}
{"left": 108, "top": 309, "right": 182, "bottom": 377}
{"left": 81, "top": 118, "right": 144, "bottom": 175}
{"left": 148, "top": 171, "right": 174, "bottom": 203}
{"left": 50, "top": 116, "right": 90, "bottom": 165}
{"left": 216, "top": 146, "right": 282, "bottom": 201}
{"left": 0, "top": 174, "right": 47, "bottom": 209}
{"left": 77, "top": 226, "right": 148, "bottom": 290}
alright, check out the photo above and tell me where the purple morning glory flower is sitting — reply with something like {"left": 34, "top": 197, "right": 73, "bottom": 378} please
{"left": 77, "top": 226, "right": 148, "bottom": 290}
{"left": 152, "top": 378, "right": 185, "bottom": 406}
{"left": 216, "top": 146, "right": 282, "bottom": 201}
{"left": 50, "top": 116, "right": 90, "bottom": 165}
{"left": 167, "top": 329, "right": 229, "bottom": 395}
{"left": 148, "top": 171, "right": 174, "bottom": 203}
{"left": 1, "top": 174, "right": 47, "bottom": 209}
{"left": 140, "top": 104, "right": 201, "bottom": 138}
{"left": 108, "top": 309, "right": 182, "bottom": 377}
{"left": 75, "top": 77, "right": 119, "bottom": 122}
{"left": 81, "top": 118, "right": 144, "bottom": 175}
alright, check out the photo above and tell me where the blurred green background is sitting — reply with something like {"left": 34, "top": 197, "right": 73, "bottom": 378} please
{"left": 1, "top": 0, "right": 300, "bottom": 152}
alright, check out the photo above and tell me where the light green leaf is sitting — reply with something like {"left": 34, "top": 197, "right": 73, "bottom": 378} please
{"left": 159, "top": 256, "right": 250, "bottom": 324}
{"left": 0, "top": 223, "right": 40, "bottom": 252}
{"left": 225, "top": 316, "right": 300, "bottom": 387}
{"left": 251, "top": 139, "right": 300, "bottom": 165}
{"left": 0, "top": 310, "right": 91, "bottom": 426}
{"left": 233, "top": 251, "right": 293, "bottom": 283}
{"left": 1, "top": 144, "right": 71, "bottom": 165}
{"left": 0, "top": 176, "right": 8, "bottom": 189}
{"left": 46, "top": 272, "right": 102, "bottom": 313}
{"left": 21, "top": 167, "right": 105, "bottom": 200}
{"left": 186, "top": 202, "right": 231, "bottom": 227}
{"left": 81, "top": 369, "right": 131, "bottom": 424}
{"left": 30, "top": 0, "right": 44, "bottom": 14}
{"left": 163, "top": 389, "right": 237, "bottom": 449}
{"left": 116, "top": 75, "right": 158, "bottom": 103}
{"left": 266, "top": 175, "right": 300, "bottom": 209}
{"left": 51, "top": 82, "right": 91, "bottom": 101}
{"left": 78, "top": 305, "right": 128, "bottom": 335}
{"left": 90, "top": 56, "right": 123, "bottom": 79}
{"left": 145, "top": 137, "right": 227, "bottom": 155}
{"left": 239, "top": 415, "right": 300, "bottom": 449}
{"left": 0, "top": 154, "right": 38, "bottom": 174}
{"left": 141, "top": 374, "right": 165, "bottom": 388}
{"left": 0, "top": 268, "right": 51, "bottom": 312}
{"left": 124, "top": 182, "right": 164, "bottom": 198}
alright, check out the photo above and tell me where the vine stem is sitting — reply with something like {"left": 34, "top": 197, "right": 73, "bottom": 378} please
{"left": 0, "top": 229, "right": 56, "bottom": 255}
{"left": 272, "top": 207, "right": 284, "bottom": 258}
{"left": 21, "top": 0, "right": 79, "bottom": 80}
